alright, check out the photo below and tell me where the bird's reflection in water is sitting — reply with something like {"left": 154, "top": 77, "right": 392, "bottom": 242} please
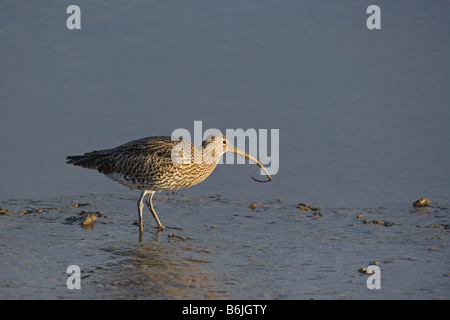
{"left": 92, "top": 234, "right": 228, "bottom": 299}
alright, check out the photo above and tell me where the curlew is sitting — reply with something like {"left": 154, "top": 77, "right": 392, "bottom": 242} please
{"left": 66, "top": 134, "right": 272, "bottom": 232}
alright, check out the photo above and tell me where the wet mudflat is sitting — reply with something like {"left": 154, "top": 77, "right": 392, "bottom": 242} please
{"left": 0, "top": 193, "right": 448, "bottom": 299}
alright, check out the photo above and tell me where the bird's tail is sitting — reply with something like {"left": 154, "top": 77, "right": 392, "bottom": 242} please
{"left": 66, "top": 152, "right": 114, "bottom": 174}
{"left": 66, "top": 155, "right": 85, "bottom": 165}
{"left": 66, "top": 154, "right": 99, "bottom": 169}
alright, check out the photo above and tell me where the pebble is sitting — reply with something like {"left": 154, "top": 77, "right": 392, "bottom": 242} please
{"left": 72, "top": 202, "right": 92, "bottom": 208}
{"left": 0, "top": 207, "right": 58, "bottom": 215}
{"left": 358, "top": 267, "right": 375, "bottom": 275}
{"left": 413, "top": 198, "right": 430, "bottom": 208}
{"left": 167, "top": 233, "right": 188, "bottom": 241}
{"left": 358, "top": 262, "right": 380, "bottom": 275}
{"left": 297, "top": 203, "right": 318, "bottom": 211}
{"left": 80, "top": 211, "right": 103, "bottom": 228}
{"left": 428, "top": 225, "right": 447, "bottom": 230}
{"left": 0, "top": 208, "right": 11, "bottom": 215}
{"left": 312, "top": 212, "right": 322, "bottom": 219}
{"left": 362, "top": 219, "right": 393, "bottom": 227}
{"left": 81, "top": 214, "right": 97, "bottom": 229}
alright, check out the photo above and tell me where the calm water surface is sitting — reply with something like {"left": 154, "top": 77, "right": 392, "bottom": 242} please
{"left": 0, "top": 0, "right": 449, "bottom": 299}
{"left": 1, "top": 194, "right": 448, "bottom": 299}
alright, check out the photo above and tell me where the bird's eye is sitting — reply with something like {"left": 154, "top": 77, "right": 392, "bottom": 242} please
{"left": 223, "top": 140, "right": 227, "bottom": 145}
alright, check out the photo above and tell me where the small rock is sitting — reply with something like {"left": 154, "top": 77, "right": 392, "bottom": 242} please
{"left": 312, "top": 212, "right": 322, "bottom": 219}
{"left": 73, "top": 202, "right": 92, "bottom": 208}
{"left": 78, "top": 211, "right": 103, "bottom": 229}
{"left": 249, "top": 203, "right": 258, "bottom": 210}
{"left": 297, "top": 203, "right": 318, "bottom": 211}
{"left": 0, "top": 208, "right": 11, "bottom": 215}
{"left": 413, "top": 198, "right": 430, "bottom": 208}
{"left": 362, "top": 219, "right": 393, "bottom": 227}
{"left": 298, "top": 204, "right": 310, "bottom": 211}
{"left": 167, "top": 233, "right": 187, "bottom": 241}
{"left": 81, "top": 214, "right": 97, "bottom": 229}
{"left": 359, "top": 266, "right": 377, "bottom": 275}
{"left": 428, "top": 225, "right": 447, "bottom": 230}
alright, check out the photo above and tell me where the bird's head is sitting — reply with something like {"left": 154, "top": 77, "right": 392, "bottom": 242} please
{"left": 202, "top": 133, "right": 272, "bottom": 182}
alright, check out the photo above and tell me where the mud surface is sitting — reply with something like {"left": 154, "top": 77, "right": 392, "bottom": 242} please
{"left": 1, "top": 193, "right": 448, "bottom": 299}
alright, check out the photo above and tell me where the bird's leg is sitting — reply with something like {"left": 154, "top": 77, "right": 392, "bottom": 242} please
{"left": 146, "top": 191, "right": 166, "bottom": 231}
{"left": 137, "top": 190, "right": 149, "bottom": 232}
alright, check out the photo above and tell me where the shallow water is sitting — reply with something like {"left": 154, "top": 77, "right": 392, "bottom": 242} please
{"left": 1, "top": 193, "right": 448, "bottom": 299}
{"left": 1, "top": 0, "right": 449, "bottom": 300}
{"left": 1, "top": 0, "right": 449, "bottom": 207}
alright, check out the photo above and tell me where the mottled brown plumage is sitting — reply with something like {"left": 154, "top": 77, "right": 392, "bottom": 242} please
{"left": 67, "top": 134, "right": 271, "bottom": 233}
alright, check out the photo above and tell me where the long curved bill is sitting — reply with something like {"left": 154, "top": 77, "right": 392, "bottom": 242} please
{"left": 233, "top": 147, "right": 272, "bottom": 183}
